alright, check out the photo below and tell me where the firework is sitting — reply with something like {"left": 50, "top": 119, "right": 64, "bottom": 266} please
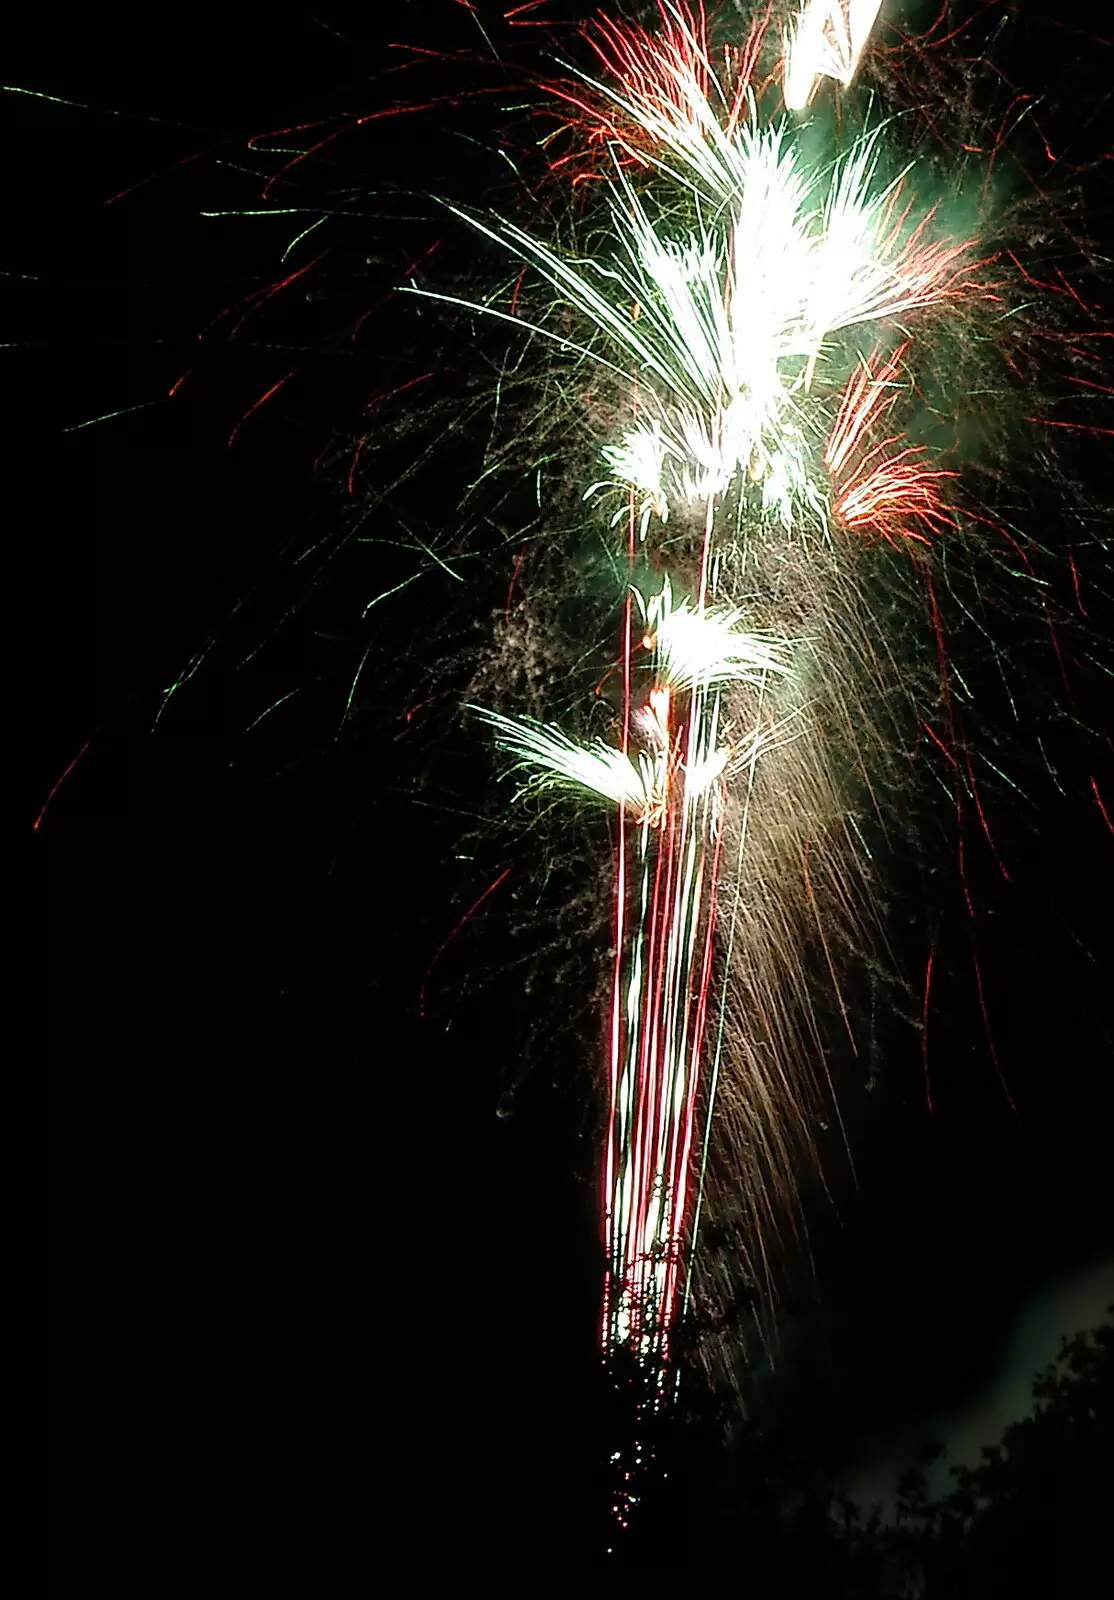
{"left": 283, "top": 0, "right": 1106, "bottom": 1455}
{"left": 23, "top": 0, "right": 1111, "bottom": 1569}
{"left": 405, "top": 0, "right": 995, "bottom": 1383}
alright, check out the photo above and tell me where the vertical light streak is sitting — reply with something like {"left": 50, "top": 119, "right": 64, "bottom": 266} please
{"left": 601, "top": 543, "right": 742, "bottom": 1365}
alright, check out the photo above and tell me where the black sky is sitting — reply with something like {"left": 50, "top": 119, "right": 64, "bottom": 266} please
{"left": 30, "top": 2, "right": 1114, "bottom": 1580}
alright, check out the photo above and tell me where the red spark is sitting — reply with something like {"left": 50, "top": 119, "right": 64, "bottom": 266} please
{"left": 543, "top": 2, "right": 768, "bottom": 179}
{"left": 227, "top": 370, "right": 299, "bottom": 449}
{"left": 420, "top": 867, "right": 513, "bottom": 1016}
{"left": 1091, "top": 777, "right": 1114, "bottom": 836}
{"left": 34, "top": 741, "right": 91, "bottom": 832}
{"left": 505, "top": 546, "right": 526, "bottom": 623}
{"left": 827, "top": 349, "right": 958, "bottom": 547}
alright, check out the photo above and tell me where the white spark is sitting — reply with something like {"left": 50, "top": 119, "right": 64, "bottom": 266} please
{"left": 475, "top": 707, "right": 665, "bottom": 822}
{"left": 638, "top": 577, "right": 793, "bottom": 690}
{"left": 784, "top": 1, "right": 885, "bottom": 112}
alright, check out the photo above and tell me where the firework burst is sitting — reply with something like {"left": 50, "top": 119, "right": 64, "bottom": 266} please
{"left": 81, "top": 0, "right": 1104, "bottom": 1448}
{"left": 405, "top": 1, "right": 1007, "bottom": 1391}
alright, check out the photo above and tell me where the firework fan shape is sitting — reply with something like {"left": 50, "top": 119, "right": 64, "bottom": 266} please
{"left": 407, "top": 0, "right": 1005, "bottom": 1405}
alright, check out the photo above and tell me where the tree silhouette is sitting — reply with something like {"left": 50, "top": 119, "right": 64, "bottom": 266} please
{"left": 838, "top": 1310, "right": 1113, "bottom": 1597}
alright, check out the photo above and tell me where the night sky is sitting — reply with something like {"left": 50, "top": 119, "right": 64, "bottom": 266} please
{"left": 32, "top": 2, "right": 1113, "bottom": 1581}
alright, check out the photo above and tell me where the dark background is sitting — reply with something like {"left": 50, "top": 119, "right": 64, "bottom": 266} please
{"left": 26, "top": 1, "right": 1113, "bottom": 1580}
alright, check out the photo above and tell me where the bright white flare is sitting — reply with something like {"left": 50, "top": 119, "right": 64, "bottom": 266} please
{"left": 638, "top": 577, "right": 793, "bottom": 690}
{"left": 784, "top": 1, "right": 885, "bottom": 111}
{"left": 475, "top": 707, "right": 664, "bottom": 820}
{"left": 591, "top": 421, "right": 676, "bottom": 539}
{"left": 474, "top": 690, "right": 763, "bottom": 827}
{"left": 429, "top": 125, "right": 969, "bottom": 537}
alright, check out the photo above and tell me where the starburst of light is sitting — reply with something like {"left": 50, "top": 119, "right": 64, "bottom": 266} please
{"left": 417, "top": 123, "right": 974, "bottom": 540}
{"left": 638, "top": 576, "right": 794, "bottom": 690}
